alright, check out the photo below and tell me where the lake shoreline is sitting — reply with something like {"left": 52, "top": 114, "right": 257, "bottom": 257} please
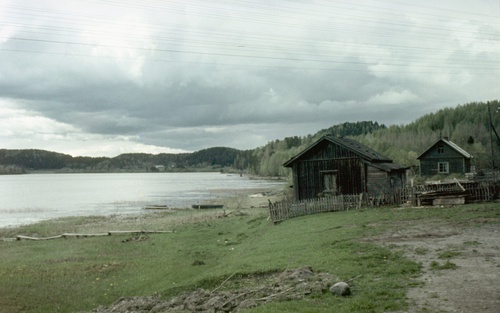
{"left": 0, "top": 172, "right": 286, "bottom": 229}
{"left": 0, "top": 185, "right": 286, "bottom": 238}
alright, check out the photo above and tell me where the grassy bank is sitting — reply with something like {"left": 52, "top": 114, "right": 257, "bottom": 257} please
{"left": 0, "top": 202, "right": 498, "bottom": 313}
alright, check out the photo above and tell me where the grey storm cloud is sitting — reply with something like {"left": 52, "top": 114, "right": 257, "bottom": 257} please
{"left": 0, "top": 0, "right": 499, "bottom": 157}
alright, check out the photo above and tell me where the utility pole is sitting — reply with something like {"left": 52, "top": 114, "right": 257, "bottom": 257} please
{"left": 487, "top": 102, "right": 497, "bottom": 180}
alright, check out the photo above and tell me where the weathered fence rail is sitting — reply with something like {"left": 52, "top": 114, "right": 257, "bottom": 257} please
{"left": 269, "top": 193, "right": 366, "bottom": 223}
{"left": 466, "top": 182, "right": 499, "bottom": 202}
{"left": 269, "top": 183, "right": 499, "bottom": 223}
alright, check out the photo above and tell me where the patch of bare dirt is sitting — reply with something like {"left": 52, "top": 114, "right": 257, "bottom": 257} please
{"left": 367, "top": 218, "right": 500, "bottom": 313}
{"left": 85, "top": 267, "right": 338, "bottom": 313}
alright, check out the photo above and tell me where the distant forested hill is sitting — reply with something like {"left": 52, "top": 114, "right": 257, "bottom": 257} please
{"left": 240, "top": 101, "right": 500, "bottom": 177}
{"left": 0, "top": 146, "right": 259, "bottom": 174}
{"left": 0, "top": 147, "right": 243, "bottom": 173}
{"left": 353, "top": 101, "right": 500, "bottom": 172}
{"left": 1, "top": 101, "right": 498, "bottom": 176}
{"left": 0, "top": 149, "right": 73, "bottom": 174}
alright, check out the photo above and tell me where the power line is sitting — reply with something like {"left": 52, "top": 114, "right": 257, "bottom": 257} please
{"left": 3, "top": 1, "right": 499, "bottom": 43}
{"left": 2, "top": 39, "right": 498, "bottom": 73}
{"left": 4, "top": 20, "right": 496, "bottom": 66}
{"left": 5, "top": 1, "right": 497, "bottom": 43}
{"left": 0, "top": 0, "right": 498, "bottom": 73}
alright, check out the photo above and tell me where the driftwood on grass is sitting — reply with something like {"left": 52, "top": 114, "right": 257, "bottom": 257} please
{"left": 257, "top": 287, "right": 294, "bottom": 301}
{"left": 63, "top": 233, "right": 110, "bottom": 238}
{"left": 108, "top": 230, "right": 173, "bottom": 235}
{"left": 15, "top": 235, "right": 63, "bottom": 241}
{"left": 0, "top": 230, "right": 174, "bottom": 242}
{"left": 211, "top": 272, "right": 237, "bottom": 293}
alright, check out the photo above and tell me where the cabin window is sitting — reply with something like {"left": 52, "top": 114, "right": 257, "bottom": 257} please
{"left": 321, "top": 170, "right": 338, "bottom": 194}
{"left": 438, "top": 162, "right": 449, "bottom": 174}
{"left": 437, "top": 145, "right": 444, "bottom": 153}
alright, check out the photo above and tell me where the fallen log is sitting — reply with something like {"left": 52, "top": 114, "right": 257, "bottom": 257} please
{"left": 108, "top": 230, "right": 174, "bottom": 235}
{"left": 62, "top": 233, "right": 110, "bottom": 238}
{"left": 10, "top": 230, "right": 174, "bottom": 241}
{"left": 16, "top": 235, "right": 63, "bottom": 241}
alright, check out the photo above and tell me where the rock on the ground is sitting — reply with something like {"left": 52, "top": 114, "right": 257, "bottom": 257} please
{"left": 329, "top": 281, "right": 351, "bottom": 296}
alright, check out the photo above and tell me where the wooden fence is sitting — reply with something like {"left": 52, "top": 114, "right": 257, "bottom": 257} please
{"left": 269, "top": 194, "right": 363, "bottom": 223}
{"left": 466, "top": 182, "right": 499, "bottom": 202}
{"left": 269, "top": 183, "right": 499, "bottom": 223}
{"left": 268, "top": 189, "right": 412, "bottom": 223}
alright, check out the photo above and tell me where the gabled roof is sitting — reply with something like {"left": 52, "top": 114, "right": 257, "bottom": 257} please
{"left": 417, "top": 138, "right": 473, "bottom": 159}
{"left": 283, "top": 135, "right": 393, "bottom": 167}
{"left": 370, "top": 162, "right": 409, "bottom": 172}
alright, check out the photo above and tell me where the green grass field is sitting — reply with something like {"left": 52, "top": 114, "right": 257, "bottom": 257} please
{"left": 0, "top": 203, "right": 498, "bottom": 313}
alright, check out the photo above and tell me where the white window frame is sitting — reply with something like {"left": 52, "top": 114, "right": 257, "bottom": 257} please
{"left": 438, "top": 162, "right": 449, "bottom": 174}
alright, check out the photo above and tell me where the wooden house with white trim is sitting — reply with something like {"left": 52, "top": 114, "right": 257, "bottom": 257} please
{"left": 417, "top": 138, "right": 473, "bottom": 176}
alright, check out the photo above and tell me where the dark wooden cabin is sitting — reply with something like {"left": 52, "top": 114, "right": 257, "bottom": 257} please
{"left": 417, "top": 138, "right": 473, "bottom": 176}
{"left": 283, "top": 135, "right": 408, "bottom": 201}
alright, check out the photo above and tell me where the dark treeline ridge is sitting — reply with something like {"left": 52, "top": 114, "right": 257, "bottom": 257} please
{"left": 1, "top": 101, "right": 499, "bottom": 176}
{"left": 0, "top": 147, "right": 240, "bottom": 174}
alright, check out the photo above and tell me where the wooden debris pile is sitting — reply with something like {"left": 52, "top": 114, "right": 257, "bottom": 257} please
{"left": 85, "top": 267, "right": 344, "bottom": 313}
{"left": 417, "top": 179, "right": 496, "bottom": 206}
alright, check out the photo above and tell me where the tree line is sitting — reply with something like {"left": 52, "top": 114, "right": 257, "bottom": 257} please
{"left": 239, "top": 101, "right": 500, "bottom": 177}
{"left": 0, "top": 147, "right": 240, "bottom": 173}
{"left": 1, "top": 101, "right": 499, "bottom": 176}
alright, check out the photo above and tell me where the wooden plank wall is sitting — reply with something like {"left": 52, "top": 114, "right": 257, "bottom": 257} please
{"left": 292, "top": 141, "right": 364, "bottom": 200}
{"left": 366, "top": 166, "right": 388, "bottom": 194}
{"left": 296, "top": 158, "right": 363, "bottom": 200}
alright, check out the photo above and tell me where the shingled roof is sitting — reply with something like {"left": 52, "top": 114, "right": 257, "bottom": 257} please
{"left": 283, "top": 135, "right": 394, "bottom": 167}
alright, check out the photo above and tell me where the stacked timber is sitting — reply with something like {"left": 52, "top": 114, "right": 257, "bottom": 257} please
{"left": 418, "top": 178, "right": 468, "bottom": 206}
{"left": 417, "top": 178, "right": 499, "bottom": 205}
{"left": 418, "top": 190, "right": 467, "bottom": 206}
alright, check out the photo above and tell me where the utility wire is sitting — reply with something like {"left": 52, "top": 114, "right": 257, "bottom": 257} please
{"left": 1, "top": 0, "right": 498, "bottom": 73}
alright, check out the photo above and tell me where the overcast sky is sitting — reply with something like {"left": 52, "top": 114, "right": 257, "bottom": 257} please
{"left": 1, "top": 0, "right": 499, "bottom": 157}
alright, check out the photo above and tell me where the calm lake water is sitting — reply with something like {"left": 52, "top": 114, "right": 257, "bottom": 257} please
{"left": 0, "top": 173, "right": 284, "bottom": 228}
